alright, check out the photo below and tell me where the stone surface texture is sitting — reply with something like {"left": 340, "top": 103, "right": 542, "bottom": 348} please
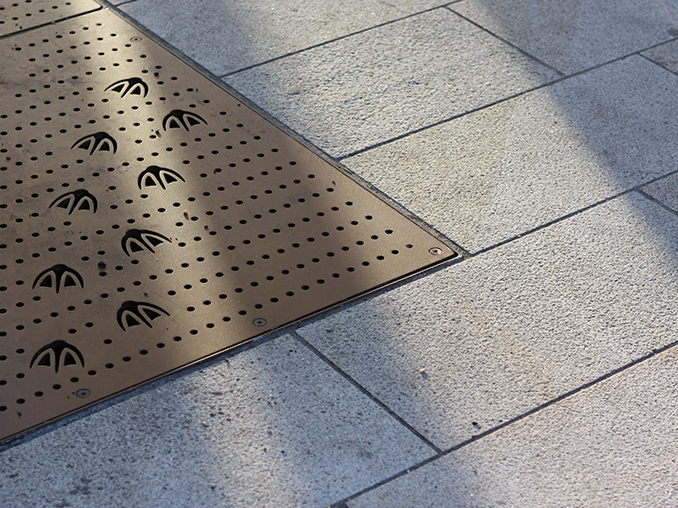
{"left": 452, "top": 0, "right": 678, "bottom": 74}
{"left": 119, "top": 0, "right": 446, "bottom": 75}
{"left": 347, "top": 346, "right": 678, "bottom": 508}
{"left": 225, "top": 8, "right": 557, "bottom": 158}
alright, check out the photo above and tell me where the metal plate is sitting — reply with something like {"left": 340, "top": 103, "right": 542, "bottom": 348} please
{"left": 0, "top": 8, "right": 457, "bottom": 444}
{"left": 0, "top": 0, "right": 99, "bottom": 37}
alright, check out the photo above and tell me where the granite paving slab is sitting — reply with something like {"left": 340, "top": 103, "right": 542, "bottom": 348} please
{"left": 343, "top": 55, "right": 678, "bottom": 253}
{"left": 119, "top": 0, "right": 446, "bottom": 75}
{"left": 451, "top": 0, "right": 678, "bottom": 74}
{"left": 346, "top": 343, "right": 678, "bottom": 508}
{"left": 0, "top": 335, "right": 433, "bottom": 508}
{"left": 224, "top": 8, "right": 557, "bottom": 158}
{"left": 298, "top": 192, "right": 678, "bottom": 450}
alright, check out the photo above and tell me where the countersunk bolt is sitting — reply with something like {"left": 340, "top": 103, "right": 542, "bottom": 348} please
{"left": 130, "top": 36, "right": 142, "bottom": 42}
{"left": 252, "top": 318, "right": 267, "bottom": 327}
{"left": 75, "top": 389, "right": 91, "bottom": 399}
{"left": 429, "top": 247, "right": 443, "bottom": 255}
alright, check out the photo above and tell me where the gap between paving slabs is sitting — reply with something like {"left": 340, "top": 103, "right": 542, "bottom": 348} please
{"left": 0, "top": 5, "right": 457, "bottom": 444}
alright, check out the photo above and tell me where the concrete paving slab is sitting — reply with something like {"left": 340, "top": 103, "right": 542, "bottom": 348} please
{"left": 346, "top": 344, "right": 678, "bottom": 508}
{"left": 118, "top": 0, "right": 445, "bottom": 75}
{"left": 0, "top": 335, "right": 433, "bottom": 508}
{"left": 451, "top": 0, "right": 678, "bottom": 75}
{"left": 298, "top": 192, "right": 678, "bottom": 450}
{"left": 642, "top": 172, "right": 678, "bottom": 213}
{"left": 343, "top": 55, "right": 678, "bottom": 253}
{"left": 642, "top": 39, "right": 678, "bottom": 74}
{"left": 224, "top": 8, "right": 557, "bottom": 158}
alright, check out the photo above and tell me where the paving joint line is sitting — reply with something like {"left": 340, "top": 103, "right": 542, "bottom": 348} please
{"left": 638, "top": 51, "right": 678, "bottom": 78}
{"left": 319, "top": 171, "right": 678, "bottom": 323}
{"left": 634, "top": 188, "right": 678, "bottom": 217}
{"left": 339, "top": 45, "right": 671, "bottom": 161}
{"left": 635, "top": 34, "right": 678, "bottom": 55}
{"left": 333, "top": 334, "right": 678, "bottom": 507}
{"left": 470, "top": 167, "right": 678, "bottom": 258}
{"left": 218, "top": 4, "right": 458, "bottom": 79}
{"left": 291, "top": 330, "right": 443, "bottom": 455}
{"left": 444, "top": 5, "right": 565, "bottom": 77}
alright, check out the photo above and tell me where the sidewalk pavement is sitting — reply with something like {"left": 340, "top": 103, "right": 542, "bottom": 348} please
{"left": 3, "top": 1, "right": 678, "bottom": 506}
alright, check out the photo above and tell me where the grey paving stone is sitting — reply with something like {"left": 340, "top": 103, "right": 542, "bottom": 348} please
{"left": 346, "top": 345, "right": 678, "bottom": 508}
{"left": 451, "top": 0, "right": 678, "bottom": 75}
{"left": 642, "top": 172, "right": 678, "bottom": 213}
{"left": 343, "top": 55, "right": 678, "bottom": 254}
{"left": 117, "top": 0, "right": 445, "bottom": 75}
{"left": 224, "top": 8, "right": 557, "bottom": 158}
{"left": 642, "top": 39, "right": 678, "bottom": 74}
{"left": 0, "top": 335, "right": 432, "bottom": 508}
{"left": 298, "top": 193, "right": 678, "bottom": 450}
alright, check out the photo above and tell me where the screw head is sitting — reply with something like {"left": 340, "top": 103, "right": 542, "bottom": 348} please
{"left": 429, "top": 247, "right": 443, "bottom": 255}
{"left": 75, "top": 389, "right": 91, "bottom": 399}
{"left": 130, "top": 36, "right": 142, "bottom": 42}
{"left": 252, "top": 318, "right": 267, "bottom": 327}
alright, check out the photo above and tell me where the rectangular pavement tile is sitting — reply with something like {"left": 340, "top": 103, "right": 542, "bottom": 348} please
{"left": 224, "top": 8, "right": 557, "bottom": 158}
{"left": 0, "top": 335, "right": 433, "bottom": 508}
{"left": 452, "top": 0, "right": 678, "bottom": 74}
{"left": 119, "top": 0, "right": 445, "bottom": 75}
{"left": 343, "top": 56, "right": 678, "bottom": 253}
{"left": 298, "top": 193, "right": 678, "bottom": 450}
{"left": 347, "top": 344, "right": 678, "bottom": 508}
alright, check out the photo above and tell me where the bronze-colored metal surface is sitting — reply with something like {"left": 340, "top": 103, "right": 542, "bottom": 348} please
{"left": 0, "top": 0, "right": 99, "bottom": 37}
{"left": 0, "top": 8, "right": 457, "bottom": 444}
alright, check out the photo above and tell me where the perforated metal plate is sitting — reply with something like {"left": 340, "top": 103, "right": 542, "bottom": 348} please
{"left": 0, "top": 0, "right": 99, "bottom": 37}
{"left": 0, "top": 8, "right": 457, "bottom": 443}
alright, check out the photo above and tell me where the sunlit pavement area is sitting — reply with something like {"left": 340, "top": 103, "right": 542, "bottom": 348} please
{"left": 4, "top": 0, "right": 678, "bottom": 506}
